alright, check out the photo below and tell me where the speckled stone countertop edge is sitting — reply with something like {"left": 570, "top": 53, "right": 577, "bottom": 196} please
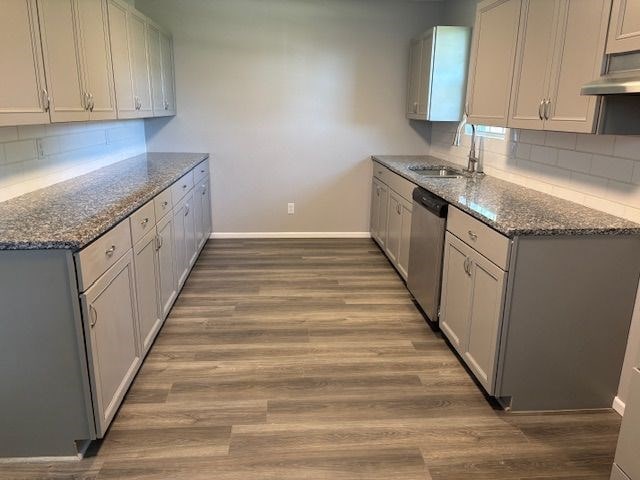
{"left": 371, "top": 155, "right": 640, "bottom": 238}
{"left": 0, "top": 153, "right": 209, "bottom": 252}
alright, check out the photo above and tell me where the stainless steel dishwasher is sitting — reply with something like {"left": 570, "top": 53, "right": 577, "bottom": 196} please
{"left": 407, "top": 187, "right": 448, "bottom": 324}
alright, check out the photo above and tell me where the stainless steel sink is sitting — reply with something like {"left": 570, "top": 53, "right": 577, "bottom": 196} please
{"left": 408, "top": 165, "right": 467, "bottom": 178}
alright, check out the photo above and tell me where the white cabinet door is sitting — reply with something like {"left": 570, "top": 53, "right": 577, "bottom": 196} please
{"left": 194, "top": 176, "right": 211, "bottom": 251}
{"left": 607, "top": 0, "right": 640, "bottom": 54}
{"left": 157, "top": 211, "right": 177, "bottom": 319}
{"left": 370, "top": 178, "right": 381, "bottom": 243}
{"left": 396, "top": 197, "right": 413, "bottom": 281}
{"left": 466, "top": 0, "right": 522, "bottom": 126}
{"left": 416, "top": 31, "right": 434, "bottom": 117}
{"left": 440, "top": 233, "right": 474, "bottom": 354}
{"left": 146, "top": 22, "right": 165, "bottom": 115}
{"left": 507, "top": 0, "right": 557, "bottom": 130}
{"left": 0, "top": 0, "right": 50, "bottom": 127}
{"left": 385, "top": 191, "right": 403, "bottom": 266}
{"left": 464, "top": 250, "right": 507, "bottom": 394}
{"left": 544, "top": 0, "right": 609, "bottom": 133}
{"left": 108, "top": 0, "right": 137, "bottom": 118}
{"left": 159, "top": 31, "right": 177, "bottom": 116}
{"left": 38, "top": 0, "right": 88, "bottom": 123}
{"left": 77, "top": 0, "right": 117, "bottom": 121}
{"left": 173, "top": 194, "right": 189, "bottom": 289}
{"left": 406, "top": 38, "right": 422, "bottom": 118}
{"left": 80, "top": 250, "right": 140, "bottom": 437}
{"left": 614, "top": 368, "right": 640, "bottom": 479}
{"left": 128, "top": 10, "right": 153, "bottom": 117}
{"left": 185, "top": 189, "right": 198, "bottom": 268}
{"left": 133, "top": 228, "right": 162, "bottom": 355}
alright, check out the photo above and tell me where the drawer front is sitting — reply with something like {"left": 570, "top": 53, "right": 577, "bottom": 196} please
{"left": 373, "top": 161, "right": 415, "bottom": 203}
{"left": 194, "top": 159, "right": 209, "bottom": 184}
{"left": 171, "top": 170, "right": 194, "bottom": 205}
{"left": 130, "top": 200, "right": 157, "bottom": 245}
{"left": 75, "top": 219, "right": 133, "bottom": 292}
{"left": 373, "top": 161, "right": 389, "bottom": 184}
{"left": 153, "top": 187, "right": 173, "bottom": 220}
{"left": 447, "top": 206, "right": 511, "bottom": 270}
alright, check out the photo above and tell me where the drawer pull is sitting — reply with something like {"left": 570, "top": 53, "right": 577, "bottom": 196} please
{"left": 141, "top": 218, "right": 149, "bottom": 226}
{"left": 89, "top": 304, "right": 98, "bottom": 327}
{"left": 182, "top": 184, "right": 188, "bottom": 189}
{"left": 468, "top": 230, "right": 478, "bottom": 241}
{"left": 162, "top": 201, "right": 168, "bottom": 207}
{"left": 105, "top": 245, "right": 116, "bottom": 257}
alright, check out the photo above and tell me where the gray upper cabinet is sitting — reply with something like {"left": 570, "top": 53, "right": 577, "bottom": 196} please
{"left": 38, "top": 0, "right": 117, "bottom": 123}
{"left": 0, "top": 0, "right": 50, "bottom": 127}
{"left": 406, "top": 26, "right": 471, "bottom": 122}
{"left": 607, "top": 0, "right": 640, "bottom": 54}
{"left": 148, "top": 23, "right": 177, "bottom": 117}
{"left": 466, "top": 0, "right": 522, "bottom": 127}
{"left": 80, "top": 250, "right": 141, "bottom": 437}
{"left": 508, "top": 0, "right": 610, "bottom": 133}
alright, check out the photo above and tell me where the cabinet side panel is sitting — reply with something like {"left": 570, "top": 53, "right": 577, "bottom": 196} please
{"left": 499, "top": 235, "right": 640, "bottom": 411}
{"left": 0, "top": 250, "right": 93, "bottom": 457}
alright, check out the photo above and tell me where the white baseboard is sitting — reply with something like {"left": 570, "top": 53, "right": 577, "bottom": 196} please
{"left": 210, "top": 232, "right": 371, "bottom": 239}
{"left": 613, "top": 396, "right": 625, "bottom": 416}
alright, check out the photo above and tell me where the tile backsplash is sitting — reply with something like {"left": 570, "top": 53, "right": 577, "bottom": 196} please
{"left": 0, "top": 119, "right": 146, "bottom": 202}
{"left": 430, "top": 124, "right": 640, "bottom": 224}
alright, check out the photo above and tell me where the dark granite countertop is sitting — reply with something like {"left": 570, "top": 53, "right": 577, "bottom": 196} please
{"left": 0, "top": 152, "right": 209, "bottom": 251}
{"left": 372, "top": 155, "right": 640, "bottom": 238}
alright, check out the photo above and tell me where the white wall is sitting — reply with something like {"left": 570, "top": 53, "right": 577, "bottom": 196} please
{"left": 138, "top": 0, "right": 437, "bottom": 235}
{"left": 439, "top": 0, "right": 640, "bottom": 411}
{"left": 0, "top": 120, "right": 146, "bottom": 202}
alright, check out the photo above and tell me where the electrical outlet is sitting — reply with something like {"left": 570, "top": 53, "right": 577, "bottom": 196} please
{"left": 287, "top": 203, "right": 295, "bottom": 215}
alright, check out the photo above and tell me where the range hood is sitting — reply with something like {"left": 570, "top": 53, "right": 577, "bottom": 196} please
{"left": 581, "top": 52, "right": 640, "bottom": 135}
{"left": 581, "top": 71, "right": 640, "bottom": 95}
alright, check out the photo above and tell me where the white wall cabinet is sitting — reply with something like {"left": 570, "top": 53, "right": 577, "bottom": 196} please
{"left": 466, "top": 0, "right": 522, "bottom": 127}
{"left": 148, "top": 22, "right": 177, "bottom": 117}
{"left": 0, "top": 0, "right": 50, "bottom": 127}
{"left": 108, "top": 0, "right": 155, "bottom": 119}
{"left": 507, "top": 0, "right": 610, "bottom": 133}
{"left": 80, "top": 250, "right": 141, "bottom": 436}
{"left": 607, "top": 0, "right": 640, "bottom": 54}
{"left": 38, "top": 0, "right": 117, "bottom": 123}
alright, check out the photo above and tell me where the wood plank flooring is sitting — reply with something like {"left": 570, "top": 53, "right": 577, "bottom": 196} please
{"left": 1, "top": 239, "right": 621, "bottom": 479}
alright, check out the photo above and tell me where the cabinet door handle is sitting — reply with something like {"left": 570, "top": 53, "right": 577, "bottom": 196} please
{"left": 182, "top": 184, "right": 188, "bottom": 190}
{"left": 141, "top": 217, "right": 149, "bottom": 226}
{"left": 202, "top": 186, "right": 207, "bottom": 195}
{"left": 544, "top": 98, "right": 551, "bottom": 120}
{"left": 155, "top": 233, "right": 163, "bottom": 250}
{"left": 89, "top": 93, "right": 94, "bottom": 112}
{"left": 538, "top": 99, "right": 544, "bottom": 120}
{"left": 105, "top": 245, "right": 116, "bottom": 257}
{"left": 467, "top": 230, "right": 478, "bottom": 241}
{"left": 89, "top": 304, "right": 98, "bottom": 327}
{"left": 42, "top": 89, "right": 51, "bottom": 112}
{"left": 464, "top": 257, "right": 473, "bottom": 276}
{"left": 185, "top": 204, "right": 190, "bottom": 216}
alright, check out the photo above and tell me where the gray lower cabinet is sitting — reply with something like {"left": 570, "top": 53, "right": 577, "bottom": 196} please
{"left": 440, "top": 232, "right": 506, "bottom": 394}
{"left": 385, "top": 191, "right": 412, "bottom": 279}
{"left": 194, "top": 175, "right": 212, "bottom": 252}
{"left": 611, "top": 367, "right": 640, "bottom": 480}
{"left": 156, "top": 212, "right": 177, "bottom": 319}
{"left": 80, "top": 250, "right": 141, "bottom": 437}
{"left": 370, "top": 177, "right": 389, "bottom": 248}
{"left": 132, "top": 228, "right": 162, "bottom": 355}
{"left": 173, "top": 191, "right": 196, "bottom": 287}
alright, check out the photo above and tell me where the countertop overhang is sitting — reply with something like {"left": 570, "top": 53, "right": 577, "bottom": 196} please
{"left": 0, "top": 152, "right": 209, "bottom": 251}
{"left": 372, "top": 155, "right": 640, "bottom": 238}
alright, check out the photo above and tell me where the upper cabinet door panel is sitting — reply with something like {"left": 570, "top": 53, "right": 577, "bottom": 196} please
{"left": 406, "top": 38, "right": 423, "bottom": 117}
{"left": 128, "top": 11, "right": 153, "bottom": 116}
{"left": 607, "top": 0, "right": 640, "bottom": 54}
{"left": 159, "top": 31, "right": 177, "bottom": 116}
{"left": 0, "top": 0, "right": 50, "bottom": 126}
{"left": 147, "top": 23, "right": 165, "bottom": 115}
{"left": 507, "top": 0, "right": 557, "bottom": 130}
{"left": 466, "top": 0, "right": 522, "bottom": 127}
{"left": 77, "top": 0, "right": 117, "bottom": 121}
{"left": 545, "top": 0, "right": 610, "bottom": 133}
{"left": 108, "top": 0, "right": 137, "bottom": 118}
{"left": 38, "top": 0, "right": 88, "bottom": 123}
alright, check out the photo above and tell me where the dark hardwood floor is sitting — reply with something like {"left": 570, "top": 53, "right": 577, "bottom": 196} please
{"left": 1, "top": 239, "right": 621, "bottom": 479}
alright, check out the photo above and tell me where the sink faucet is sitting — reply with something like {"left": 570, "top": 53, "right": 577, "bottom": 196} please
{"left": 452, "top": 115, "right": 484, "bottom": 176}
